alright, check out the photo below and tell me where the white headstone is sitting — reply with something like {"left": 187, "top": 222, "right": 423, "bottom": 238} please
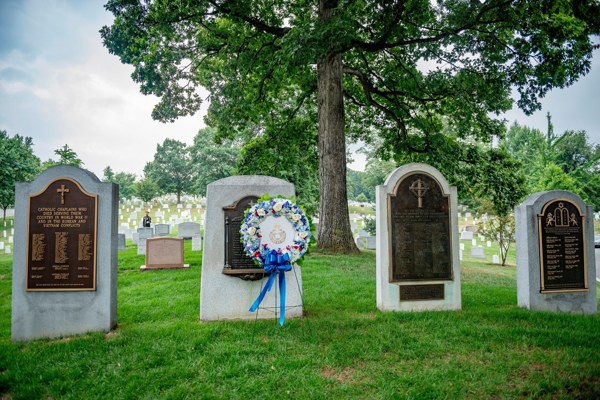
{"left": 515, "top": 190, "right": 597, "bottom": 314}
{"left": 460, "top": 230, "right": 473, "bottom": 241}
{"left": 154, "top": 223, "right": 170, "bottom": 236}
{"left": 486, "top": 240, "right": 492, "bottom": 248}
{"left": 118, "top": 234, "right": 126, "bottom": 251}
{"left": 191, "top": 235, "right": 202, "bottom": 251}
{"left": 5, "top": 245, "right": 11, "bottom": 254}
{"left": 376, "top": 163, "right": 461, "bottom": 312}
{"left": 0, "top": 242, "right": 4, "bottom": 250}
{"left": 470, "top": 246, "right": 485, "bottom": 259}
{"left": 8, "top": 236, "right": 13, "bottom": 244}
{"left": 178, "top": 222, "right": 200, "bottom": 239}
{"left": 492, "top": 255, "right": 500, "bottom": 264}
{"left": 459, "top": 243, "right": 464, "bottom": 251}
{"left": 200, "top": 175, "right": 302, "bottom": 322}
{"left": 471, "top": 238, "right": 477, "bottom": 246}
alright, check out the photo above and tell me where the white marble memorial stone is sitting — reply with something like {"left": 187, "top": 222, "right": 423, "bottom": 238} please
{"left": 376, "top": 163, "right": 461, "bottom": 312}
{"left": 5, "top": 245, "right": 11, "bottom": 254}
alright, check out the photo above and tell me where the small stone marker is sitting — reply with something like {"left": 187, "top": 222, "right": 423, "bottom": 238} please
{"left": 191, "top": 235, "right": 202, "bottom": 251}
{"left": 515, "top": 190, "right": 597, "bottom": 314}
{"left": 487, "top": 240, "right": 492, "bottom": 248}
{"left": 0, "top": 242, "right": 4, "bottom": 250}
{"left": 376, "top": 163, "right": 461, "bottom": 312}
{"left": 470, "top": 246, "right": 485, "bottom": 259}
{"left": 5, "top": 245, "right": 11, "bottom": 254}
{"left": 141, "top": 237, "right": 188, "bottom": 270}
{"left": 200, "top": 175, "right": 302, "bottom": 322}
{"left": 154, "top": 223, "right": 170, "bottom": 236}
{"left": 366, "top": 236, "right": 376, "bottom": 250}
{"left": 459, "top": 243, "right": 464, "bottom": 251}
{"left": 8, "top": 236, "right": 13, "bottom": 244}
{"left": 178, "top": 222, "right": 200, "bottom": 239}
{"left": 460, "top": 230, "right": 473, "bottom": 241}
{"left": 471, "top": 238, "right": 477, "bottom": 246}
{"left": 136, "top": 227, "right": 153, "bottom": 255}
{"left": 117, "top": 234, "right": 126, "bottom": 251}
{"left": 11, "top": 165, "right": 118, "bottom": 341}
{"left": 492, "top": 255, "right": 500, "bottom": 264}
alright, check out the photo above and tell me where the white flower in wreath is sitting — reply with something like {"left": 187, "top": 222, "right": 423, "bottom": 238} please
{"left": 291, "top": 213, "right": 301, "bottom": 221}
{"left": 256, "top": 208, "right": 266, "bottom": 216}
{"left": 273, "top": 201, "right": 284, "bottom": 212}
{"left": 247, "top": 226, "right": 257, "bottom": 236}
{"left": 296, "top": 231, "right": 308, "bottom": 240}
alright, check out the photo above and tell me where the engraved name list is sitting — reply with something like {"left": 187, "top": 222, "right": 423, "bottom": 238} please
{"left": 27, "top": 178, "right": 97, "bottom": 291}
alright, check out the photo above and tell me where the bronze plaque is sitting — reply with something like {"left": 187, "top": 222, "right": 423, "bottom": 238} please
{"left": 389, "top": 173, "right": 452, "bottom": 282}
{"left": 27, "top": 178, "right": 97, "bottom": 291}
{"left": 400, "top": 284, "right": 445, "bottom": 301}
{"left": 538, "top": 199, "right": 587, "bottom": 292}
{"left": 223, "top": 195, "right": 259, "bottom": 270}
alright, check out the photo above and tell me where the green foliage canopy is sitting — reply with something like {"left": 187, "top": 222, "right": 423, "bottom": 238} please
{"left": 135, "top": 177, "right": 160, "bottom": 204}
{"left": 144, "top": 138, "right": 193, "bottom": 204}
{"left": 42, "top": 144, "right": 83, "bottom": 169}
{"left": 0, "top": 130, "right": 41, "bottom": 217}
{"left": 102, "top": 0, "right": 600, "bottom": 250}
{"left": 189, "top": 127, "right": 239, "bottom": 196}
{"left": 503, "top": 119, "right": 600, "bottom": 209}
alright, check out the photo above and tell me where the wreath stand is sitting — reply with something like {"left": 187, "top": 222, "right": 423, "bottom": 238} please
{"left": 251, "top": 264, "right": 305, "bottom": 327}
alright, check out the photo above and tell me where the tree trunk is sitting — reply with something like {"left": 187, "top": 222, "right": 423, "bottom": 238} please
{"left": 315, "top": 0, "right": 359, "bottom": 254}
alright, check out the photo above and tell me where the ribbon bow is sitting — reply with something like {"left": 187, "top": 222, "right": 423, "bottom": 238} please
{"left": 249, "top": 249, "right": 292, "bottom": 326}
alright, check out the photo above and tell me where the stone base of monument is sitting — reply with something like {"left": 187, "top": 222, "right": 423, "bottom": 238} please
{"left": 200, "top": 175, "right": 303, "bottom": 322}
{"left": 140, "top": 264, "right": 190, "bottom": 271}
{"left": 376, "top": 164, "right": 461, "bottom": 312}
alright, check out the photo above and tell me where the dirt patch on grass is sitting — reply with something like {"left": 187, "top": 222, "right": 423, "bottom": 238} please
{"left": 321, "top": 366, "right": 355, "bottom": 383}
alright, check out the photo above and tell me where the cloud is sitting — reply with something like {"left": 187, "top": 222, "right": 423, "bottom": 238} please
{"left": 0, "top": 0, "right": 208, "bottom": 178}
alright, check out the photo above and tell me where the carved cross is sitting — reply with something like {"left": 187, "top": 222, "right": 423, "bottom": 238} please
{"left": 57, "top": 184, "right": 70, "bottom": 205}
{"left": 409, "top": 178, "right": 429, "bottom": 208}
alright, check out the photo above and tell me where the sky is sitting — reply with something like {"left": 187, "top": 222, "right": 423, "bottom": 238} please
{"left": 1, "top": 0, "right": 599, "bottom": 179}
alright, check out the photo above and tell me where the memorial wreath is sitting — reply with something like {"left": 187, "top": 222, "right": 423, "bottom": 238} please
{"left": 240, "top": 196, "right": 311, "bottom": 325}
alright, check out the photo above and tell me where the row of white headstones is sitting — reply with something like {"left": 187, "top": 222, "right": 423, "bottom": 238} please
{"left": 0, "top": 220, "right": 14, "bottom": 254}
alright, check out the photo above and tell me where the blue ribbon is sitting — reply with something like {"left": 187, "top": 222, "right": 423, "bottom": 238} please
{"left": 249, "top": 250, "right": 292, "bottom": 326}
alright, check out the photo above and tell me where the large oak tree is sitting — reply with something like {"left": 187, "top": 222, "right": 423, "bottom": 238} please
{"left": 102, "top": 0, "right": 600, "bottom": 253}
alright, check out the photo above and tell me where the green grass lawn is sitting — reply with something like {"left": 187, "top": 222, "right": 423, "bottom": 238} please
{"left": 0, "top": 243, "right": 599, "bottom": 399}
